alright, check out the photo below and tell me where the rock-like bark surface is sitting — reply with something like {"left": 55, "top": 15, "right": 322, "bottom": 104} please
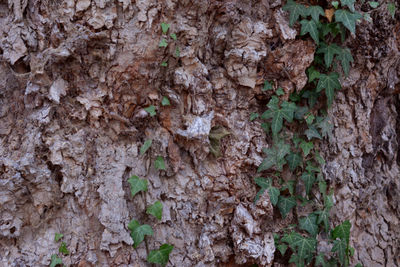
{"left": 0, "top": 0, "right": 399, "bottom": 266}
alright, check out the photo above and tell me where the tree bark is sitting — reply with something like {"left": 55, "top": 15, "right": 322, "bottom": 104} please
{"left": 0, "top": 0, "right": 399, "bottom": 266}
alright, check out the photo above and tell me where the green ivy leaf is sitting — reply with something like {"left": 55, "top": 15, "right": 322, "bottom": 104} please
{"left": 286, "top": 152, "right": 303, "bottom": 171}
{"left": 354, "top": 263, "right": 363, "bottom": 267}
{"left": 276, "top": 87, "right": 285, "bottom": 96}
{"left": 341, "top": 0, "right": 356, "bottom": 12}
{"left": 299, "top": 213, "right": 318, "bottom": 236}
{"left": 250, "top": 112, "right": 259, "bottom": 121}
{"left": 307, "top": 5, "right": 325, "bottom": 22}
{"left": 54, "top": 233, "right": 63, "bottom": 242}
{"left": 315, "top": 253, "right": 328, "bottom": 267}
{"left": 337, "top": 47, "right": 353, "bottom": 76}
{"left": 332, "top": 1, "right": 339, "bottom": 9}
{"left": 316, "top": 208, "right": 330, "bottom": 233}
{"left": 254, "top": 177, "right": 280, "bottom": 205}
{"left": 306, "top": 161, "right": 320, "bottom": 173}
{"left": 368, "top": 1, "right": 379, "bottom": 8}
{"left": 315, "top": 151, "right": 326, "bottom": 166}
{"left": 305, "top": 113, "right": 315, "bottom": 125}
{"left": 128, "top": 220, "right": 154, "bottom": 248}
{"left": 331, "top": 220, "right": 351, "bottom": 243}
{"left": 300, "top": 140, "right": 314, "bottom": 157}
{"left": 305, "top": 125, "right": 322, "bottom": 140}
{"left": 59, "top": 242, "right": 69, "bottom": 255}
{"left": 159, "top": 39, "right": 168, "bottom": 48}
{"left": 277, "top": 244, "right": 288, "bottom": 255}
{"left": 50, "top": 254, "right": 63, "bottom": 267}
{"left": 147, "top": 244, "right": 174, "bottom": 266}
{"left": 331, "top": 239, "right": 347, "bottom": 266}
{"left": 261, "top": 97, "right": 297, "bottom": 135}
{"left": 283, "top": 0, "right": 308, "bottom": 26}
{"left": 144, "top": 105, "right": 157, "bottom": 116}
{"left": 154, "top": 156, "right": 166, "bottom": 170}
{"left": 161, "top": 96, "right": 171, "bottom": 106}
{"left": 334, "top": 9, "right": 362, "bottom": 34}
{"left": 300, "top": 19, "right": 319, "bottom": 45}
{"left": 282, "top": 231, "right": 303, "bottom": 250}
{"left": 317, "top": 43, "right": 342, "bottom": 68}
{"left": 161, "top": 22, "right": 170, "bottom": 34}
{"left": 175, "top": 47, "right": 180, "bottom": 57}
{"left": 301, "top": 171, "right": 316, "bottom": 195}
{"left": 294, "top": 106, "right": 309, "bottom": 120}
{"left": 258, "top": 140, "right": 291, "bottom": 172}
{"left": 161, "top": 61, "right": 168, "bottom": 67}
{"left": 277, "top": 196, "right": 297, "bottom": 218}
{"left": 317, "top": 116, "right": 334, "bottom": 138}
{"left": 127, "top": 175, "right": 148, "bottom": 197}
{"left": 307, "top": 66, "right": 321, "bottom": 82}
{"left": 295, "top": 236, "right": 317, "bottom": 260}
{"left": 170, "top": 33, "right": 177, "bottom": 41}
{"left": 262, "top": 80, "right": 273, "bottom": 91}
{"left": 147, "top": 201, "right": 163, "bottom": 220}
{"left": 388, "top": 3, "right": 396, "bottom": 19}
{"left": 140, "top": 139, "right": 153, "bottom": 155}
{"left": 316, "top": 72, "right": 341, "bottom": 107}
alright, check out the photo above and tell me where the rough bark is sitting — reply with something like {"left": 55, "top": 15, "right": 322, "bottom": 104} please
{"left": 0, "top": 0, "right": 399, "bottom": 266}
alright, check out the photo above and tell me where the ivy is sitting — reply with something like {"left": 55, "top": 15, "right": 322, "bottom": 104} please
{"left": 147, "top": 244, "right": 174, "bottom": 266}
{"left": 128, "top": 220, "right": 154, "bottom": 248}
{"left": 254, "top": 177, "right": 280, "bottom": 205}
{"left": 147, "top": 201, "right": 163, "bottom": 221}
{"left": 140, "top": 139, "right": 153, "bottom": 155}
{"left": 128, "top": 175, "right": 148, "bottom": 197}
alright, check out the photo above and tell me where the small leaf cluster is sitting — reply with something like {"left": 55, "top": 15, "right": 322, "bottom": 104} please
{"left": 128, "top": 175, "right": 173, "bottom": 266}
{"left": 158, "top": 22, "right": 180, "bottom": 67}
{"left": 50, "top": 233, "right": 70, "bottom": 267}
{"left": 251, "top": 0, "right": 367, "bottom": 266}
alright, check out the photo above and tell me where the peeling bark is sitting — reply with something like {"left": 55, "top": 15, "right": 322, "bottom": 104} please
{"left": 0, "top": 0, "right": 399, "bottom": 266}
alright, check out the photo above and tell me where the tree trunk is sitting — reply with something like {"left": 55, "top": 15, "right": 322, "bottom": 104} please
{"left": 0, "top": 0, "right": 399, "bottom": 266}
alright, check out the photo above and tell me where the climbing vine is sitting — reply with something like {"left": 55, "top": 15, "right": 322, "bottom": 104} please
{"left": 253, "top": 0, "right": 372, "bottom": 266}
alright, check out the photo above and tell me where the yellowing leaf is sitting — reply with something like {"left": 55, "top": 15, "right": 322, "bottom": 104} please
{"left": 325, "top": 8, "right": 335, "bottom": 22}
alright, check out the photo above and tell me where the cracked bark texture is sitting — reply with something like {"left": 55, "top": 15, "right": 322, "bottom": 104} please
{"left": 0, "top": 0, "right": 399, "bottom": 266}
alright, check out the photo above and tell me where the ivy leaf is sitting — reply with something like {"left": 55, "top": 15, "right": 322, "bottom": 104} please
{"left": 306, "top": 161, "right": 320, "bottom": 173}
{"left": 316, "top": 72, "right": 341, "bottom": 106}
{"left": 161, "top": 96, "right": 171, "bottom": 106}
{"left": 277, "top": 196, "right": 297, "bottom": 218}
{"left": 331, "top": 239, "right": 347, "bottom": 265}
{"left": 159, "top": 39, "right": 168, "bottom": 48}
{"left": 262, "top": 80, "right": 273, "bottom": 91}
{"left": 250, "top": 112, "right": 259, "bottom": 121}
{"left": 337, "top": 47, "right": 353, "bottom": 76}
{"left": 128, "top": 175, "right": 148, "bottom": 197}
{"left": 331, "top": 220, "right": 351, "bottom": 243}
{"left": 315, "top": 253, "right": 328, "bottom": 267}
{"left": 54, "top": 233, "right": 63, "bottom": 242}
{"left": 301, "top": 171, "right": 316, "bottom": 195}
{"left": 317, "top": 43, "right": 342, "bottom": 68}
{"left": 128, "top": 220, "right": 154, "bottom": 248}
{"left": 317, "top": 116, "right": 334, "bottom": 138}
{"left": 50, "top": 254, "right": 63, "bottom": 267}
{"left": 341, "top": 0, "right": 356, "bottom": 12}
{"left": 147, "top": 201, "right": 163, "bottom": 220}
{"left": 154, "top": 156, "right": 166, "bottom": 170}
{"left": 282, "top": 231, "right": 303, "bottom": 250}
{"left": 59, "top": 242, "right": 69, "bottom": 255}
{"left": 305, "top": 125, "right": 322, "bottom": 140}
{"left": 276, "top": 87, "right": 285, "bottom": 96}
{"left": 262, "top": 97, "right": 297, "bottom": 135}
{"left": 147, "top": 244, "right": 174, "bottom": 266}
{"left": 160, "top": 61, "right": 168, "bottom": 67}
{"left": 315, "top": 151, "right": 326, "bottom": 166}
{"left": 368, "top": 1, "right": 379, "bottom": 9}
{"left": 277, "top": 244, "right": 288, "bottom": 255}
{"left": 295, "top": 236, "right": 317, "bottom": 260}
{"left": 144, "top": 105, "right": 157, "bottom": 116}
{"left": 175, "top": 47, "right": 180, "bottom": 57}
{"left": 300, "top": 140, "right": 314, "bottom": 157}
{"left": 334, "top": 9, "right": 362, "bottom": 34}
{"left": 388, "top": 3, "right": 396, "bottom": 19}
{"left": 283, "top": 0, "right": 308, "bottom": 26}
{"left": 286, "top": 152, "right": 303, "bottom": 171}
{"left": 305, "top": 113, "right": 315, "bottom": 125}
{"left": 307, "top": 5, "right": 325, "bottom": 21}
{"left": 300, "top": 19, "right": 320, "bottom": 45}
{"left": 299, "top": 213, "right": 319, "bottom": 236}
{"left": 254, "top": 177, "right": 280, "bottom": 205}
{"left": 307, "top": 66, "right": 321, "bottom": 82}
{"left": 170, "top": 33, "right": 177, "bottom": 41}
{"left": 332, "top": 1, "right": 339, "bottom": 9}
{"left": 140, "top": 139, "right": 153, "bottom": 155}
{"left": 294, "top": 106, "right": 309, "bottom": 120}
{"left": 161, "top": 22, "right": 170, "bottom": 34}
{"left": 258, "top": 140, "right": 291, "bottom": 172}
{"left": 316, "top": 208, "right": 330, "bottom": 233}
